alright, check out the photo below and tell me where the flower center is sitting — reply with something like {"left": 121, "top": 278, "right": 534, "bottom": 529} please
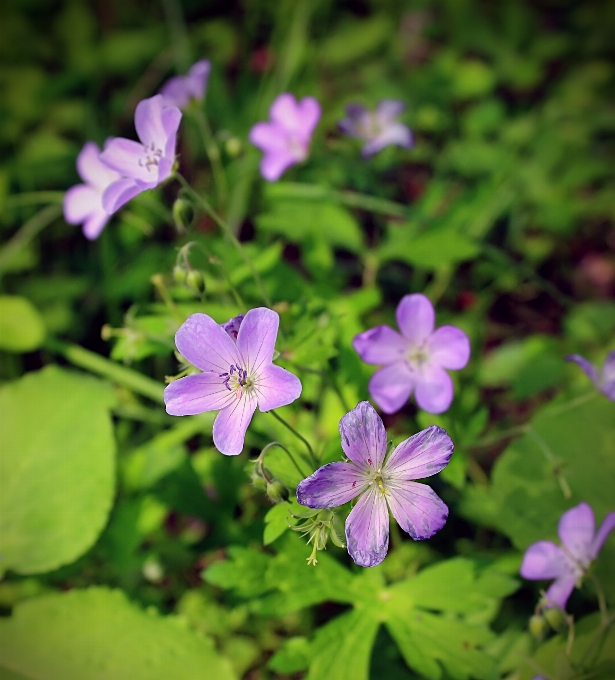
{"left": 288, "top": 135, "right": 307, "bottom": 161}
{"left": 358, "top": 113, "right": 383, "bottom": 140}
{"left": 138, "top": 142, "right": 163, "bottom": 172}
{"left": 219, "top": 364, "right": 256, "bottom": 399}
{"left": 407, "top": 344, "right": 430, "bottom": 367}
{"left": 366, "top": 462, "right": 390, "bottom": 498}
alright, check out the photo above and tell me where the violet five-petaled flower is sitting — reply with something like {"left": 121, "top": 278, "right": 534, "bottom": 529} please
{"left": 353, "top": 294, "right": 470, "bottom": 415}
{"left": 99, "top": 94, "right": 182, "bottom": 214}
{"left": 338, "top": 99, "right": 413, "bottom": 157}
{"left": 63, "top": 141, "right": 123, "bottom": 240}
{"left": 164, "top": 308, "right": 302, "bottom": 456}
{"left": 160, "top": 59, "right": 211, "bottom": 110}
{"left": 297, "top": 401, "right": 453, "bottom": 568}
{"left": 249, "top": 93, "right": 321, "bottom": 182}
{"left": 565, "top": 351, "right": 615, "bottom": 401}
{"left": 520, "top": 502, "right": 615, "bottom": 610}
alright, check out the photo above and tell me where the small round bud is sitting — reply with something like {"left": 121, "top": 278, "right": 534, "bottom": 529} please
{"left": 544, "top": 607, "right": 566, "bottom": 631}
{"left": 529, "top": 614, "right": 547, "bottom": 638}
{"left": 185, "top": 270, "right": 206, "bottom": 295}
{"left": 225, "top": 137, "right": 242, "bottom": 157}
{"left": 173, "top": 266, "right": 188, "bottom": 286}
{"left": 266, "top": 481, "right": 289, "bottom": 504}
{"left": 172, "top": 198, "right": 195, "bottom": 231}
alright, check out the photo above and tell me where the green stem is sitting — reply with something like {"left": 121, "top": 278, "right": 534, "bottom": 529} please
{"left": 527, "top": 426, "right": 572, "bottom": 499}
{"left": 4, "top": 192, "right": 65, "bottom": 210}
{"left": 175, "top": 173, "right": 271, "bottom": 306}
{"left": 150, "top": 273, "right": 184, "bottom": 322}
{"left": 260, "top": 441, "right": 309, "bottom": 478}
{"left": 191, "top": 108, "right": 228, "bottom": 208}
{"left": 45, "top": 338, "right": 164, "bottom": 404}
{"left": 588, "top": 573, "right": 609, "bottom": 625}
{"left": 469, "top": 424, "right": 529, "bottom": 449}
{"left": 269, "top": 410, "right": 318, "bottom": 469}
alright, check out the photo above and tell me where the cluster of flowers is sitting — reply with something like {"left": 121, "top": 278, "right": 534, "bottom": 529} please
{"left": 64, "top": 59, "right": 413, "bottom": 239}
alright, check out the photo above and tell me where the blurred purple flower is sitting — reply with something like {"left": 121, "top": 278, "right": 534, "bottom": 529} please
{"left": 160, "top": 59, "right": 211, "bottom": 109}
{"left": 249, "top": 93, "right": 320, "bottom": 182}
{"left": 566, "top": 351, "right": 615, "bottom": 401}
{"left": 164, "top": 308, "right": 302, "bottom": 455}
{"left": 222, "top": 314, "right": 244, "bottom": 341}
{"left": 63, "top": 142, "right": 122, "bottom": 240}
{"left": 99, "top": 95, "right": 182, "bottom": 213}
{"left": 353, "top": 294, "right": 470, "bottom": 414}
{"left": 297, "top": 401, "right": 452, "bottom": 567}
{"left": 339, "top": 100, "right": 413, "bottom": 157}
{"left": 520, "top": 503, "right": 615, "bottom": 610}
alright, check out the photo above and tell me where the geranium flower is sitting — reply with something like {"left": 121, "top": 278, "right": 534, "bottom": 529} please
{"left": 297, "top": 401, "right": 452, "bottom": 567}
{"left": 164, "top": 308, "right": 302, "bottom": 455}
{"left": 566, "top": 351, "right": 615, "bottom": 401}
{"left": 160, "top": 59, "right": 211, "bottom": 109}
{"left": 353, "top": 294, "right": 470, "bottom": 414}
{"left": 99, "top": 95, "right": 182, "bottom": 213}
{"left": 63, "top": 142, "right": 122, "bottom": 240}
{"left": 339, "top": 99, "right": 413, "bottom": 157}
{"left": 520, "top": 503, "right": 615, "bottom": 610}
{"left": 249, "top": 93, "right": 320, "bottom": 181}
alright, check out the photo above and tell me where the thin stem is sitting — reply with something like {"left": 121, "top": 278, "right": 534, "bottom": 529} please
{"left": 545, "top": 391, "right": 598, "bottom": 417}
{"left": 4, "top": 192, "right": 65, "bottom": 209}
{"left": 260, "top": 441, "right": 309, "bottom": 478}
{"left": 150, "top": 273, "right": 183, "bottom": 322}
{"left": 576, "top": 612, "right": 615, "bottom": 671}
{"left": 190, "top": 108, "right": 228, "bottom": 208}
{"left": 468, "top": 424, "right": 529, "bottom": 449}
{"left": 175, "top": 173, "right": 272, "bottom": 306}
{"left": 588, "top": 573, "right": 609, "bottom": 625}
{"left": 289, "top": 362, "right": 351, "bottom": 413}
{"left": 527, "top": 426, "right": 572, "bottom": 499}
{"left": 269, "top": 410, "right": 318, "bottom": 469}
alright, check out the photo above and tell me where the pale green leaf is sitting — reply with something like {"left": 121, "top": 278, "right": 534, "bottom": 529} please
{"left": 0, "top": 296, "right": 45, "bottom": 352}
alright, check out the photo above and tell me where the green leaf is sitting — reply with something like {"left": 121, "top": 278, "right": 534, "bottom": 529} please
{"left": 263, "top": 500, "right": 300, "bottom": 545}
{"left": 203, "top": 546, "right": 272, "bottom": 598}
{"left": 318, "top": 15, "right": 393, "bottom": 67}
{"left": 0, "top": 296, "right": 45, "bottom": 352}
{"left": 0, "top": 588, "right": 235, "bottom": 680}
{"left": 268, "top": 636, "right": 311, "bottom": 673}
{"left": 0, "top": 366, "right": 116, "bottom": 576}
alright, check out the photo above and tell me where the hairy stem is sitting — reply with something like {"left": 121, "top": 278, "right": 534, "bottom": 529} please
{"left": 269, "top": 410, "right": 317, "bottom": 470}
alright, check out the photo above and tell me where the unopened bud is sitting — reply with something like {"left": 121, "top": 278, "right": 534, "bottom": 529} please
{"left": 544, "top": 607, "right": 566, "bottom": 631}
{"left": 225, "top": 137, "right": 242, "bottom": 157}
{"left": 266, "top": 481, "right": 289, "bottom": 504}
{"left": 529, "top": 614, "right": 547, "bottom": 638}
{"left": 173, "top": 266, "right": 188, "bottom": 286}
{"left": 172, "top": 198, "right": 194, "bottom": 231}
{"left": 185, "top": 270, "right": 206, "bottom": 295}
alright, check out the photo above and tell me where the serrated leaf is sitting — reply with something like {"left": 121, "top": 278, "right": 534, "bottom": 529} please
{"left": 0, "top": 588, "right": 235, "bottom": 680}
{"left": 0, "top": 366, "right": 116, "bottom": 575}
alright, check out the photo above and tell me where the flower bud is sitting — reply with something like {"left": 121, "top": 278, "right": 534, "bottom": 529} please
{"left": 529, "top": 614, "right": 547, "bottom": 638}
{"left": 173, "top": 266, "right": 188, "bottom": 286}
{"left": 266, "top": 481, "right": 290, "bottom": 504}
{"left": 185, "top": 270, "right": 206, "bottom": 296}
{"left": 225, "top": 137, "right": 242, "bottom": 157}
{"left": 544, "top": 607, "right": 566, "bottom": 632}
{"left": 172, "top": 198, "right": 194, "bottom": 231}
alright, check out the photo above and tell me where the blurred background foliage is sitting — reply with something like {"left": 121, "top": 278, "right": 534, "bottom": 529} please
{"left": 0, "top": 0, "right": 614, "bottom": 678}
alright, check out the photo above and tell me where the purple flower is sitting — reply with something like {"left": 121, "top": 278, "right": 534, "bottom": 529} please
{"left": 353, "top": 294, "right": 470, "bottom": 415}
{"left": 566, "top": 351, "right": 615, "bottom": 401}
{"left": 338, "top": 100, "right": 413, "bottom": 157}
{"left": 297, "top": 401, "right": 452, "bottom": 567}
{"left": 249, "top": 93, "right": 320, "bottom": 182}
{"left": 99, "top": 95, "right": 182, "bottom": 214}
{"left": 164, "top": 308, "right": 302, "bottom": 456}
{"left": 520, "top": 503, "right": 615, "bottom": 610}
{"left": 160, "top": 59, "right": 211, "bottom": 110}
{"left": 222, "top": 314, "right": 244, "bottom": 341}
{"left": 63, "top": 142, "right": 122, "bottom": 240}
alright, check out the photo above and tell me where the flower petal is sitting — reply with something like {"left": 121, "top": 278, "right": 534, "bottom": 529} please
{"left": 270, "top": 93, "right": 301, "bottom": 132}
{"left": 386, "top": 481, "right": 448, "bottom": 540}
{"left": 600, "top": 351, "right": 615, "bottom": 400}
{"left": 255, "top": 364, "right": 302, "bottom": 412}
{"left": 236, "top": 307, "right": 279, "bottom": 375}
{"left": 558, "top": 502, "right": 595, "bottom": 565}
{"left": 345, "top": 486, "right": 389, "bottom": 567}
{"left": 186, "top": 59, "right": 211, "bottom": 100}
{"left": 339, "top": 401, "right": 387, "bottom": 471}
{"left": 101, "top": 178, "right": 143, "bottom": 214}
{"left": 376, "top": 99, "right": 406, "bottom": 120}
{"left": 591, "top": 511, "right": 615, "bottom": 559}
{"left": 544, "top": 576, "right": 577, "bottom": 610}
{"left": 174, "top": 313, "right": 240, "bottom": 374}
{"left": 212, "top": 396, "right": 258, "bottom": 455}
{"left": 63, "top": 184, "right": 98, "bottom": 224}
{"left": 100, "top": 138, "right": 151, "bottom": 183}
{"left": 82, "top": 210, "right": 111, "bottom": 240}
{"left": 520, "top": 541, "right": 569, "bottom": 580}
{"left": 414, "top": 364, "right": 454, "bottom": 414}
{"left": 135, "top": 95, "right": 169, "bottom": 148}
{"left": 368, "top": 363, "right": 414, "bottom": 414}
{"left": 565, "top": 354, "right": 599, "bottom": 384}
{"left": 296, "top": 96, "right": 321, "bottom": 137}
{"left": 396, "top": 294, "right": 435, "bottom": 345}
{"left": 296, "top": 462, "right": 368, "bottom": 509}
{"left": 164, "top": 373, "right": 234, "bottom": 416}
{"left": 362, "top": 123, "right": 412, "bottom": 157}
{"left": 352, "top": 325, "right": 408, "bottom": 365}
{"left": 77, "top": 141, "right": 119, "bottom": 188}
{"left": 385, "top": 426, "right": 454, "bottom": 480}
{"left": 249, "top": 122, "right": 288, "bottom": 152}
{"left": 428, "top": 325, "right": 470, "bottom": 370}
{"left": 260, "top": 151, "right": 298, "bottom": 182}
{"left": 160, "top": 76, "right": 188, "bottom": 108}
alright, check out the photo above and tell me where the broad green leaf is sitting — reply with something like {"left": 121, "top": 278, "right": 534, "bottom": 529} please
{"left": 263, "top": 500, "right": 300, "bottom": 545}
{"left": 0, "top": 588, "right": 235, "bottom": 680}
{"left": 268, "top": 636, "right": 311, "bottom": 673}
{"left": 0, "top": 296, "right": 45, "bottom": 352}
{"left": 0, "top": 366, "right": 116, "bottom": 575}
{"left": 204, "top": 546, "right": 272, "bottom": 598}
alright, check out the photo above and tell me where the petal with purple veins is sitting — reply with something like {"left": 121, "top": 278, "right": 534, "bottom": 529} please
{"left": 386, "top": 481, "right": 448, "bottom": 540}
{"left": 174, "top": 313, "right": 240, "bottom": 374}
{"left": 237, "top": 307, "right": 279, "bottom": 375}
{"left": 345, "top": 486, "right": 390, "bottom": 567}
{"left": 297, "top": 462, "right": 368, "bottom": 509}
{"left": 414, "top": 363, "right": 454, "bottom": 414}
{"left": 100, "top": 138, "right": 152, "bottom": 183}
{"left": 396, "top": 294, "right": 435, "bottom": 345}
{"left": 339, "top": 401, "right": 387, "bottom": 471}
{"left": 385, "top": 426, "right": 454, "bottom": 480}
{"left": 212, "top": 395, "right": 258, "bottom": 455}
{"left": 164, "top": 372, "right": 235, "bottom": 416}
{"left": 255, "top": 364, "right": 302, "bottom": 412}
{"left": 427, "top": 325, "right": 470, "bottom": 370}
{"left": 134, "top": 95, "right": 168, "bottom": 148}
{"left": 352, "top": 325, "right": 408, "bottom": 365}
{"left": 368, "top": 362, "right": 414, "bottom": 414}
{"left": 520, "top": 541, "right": 569, "bottom": 580}
{"left": 558, "top": 502, "right": 595, "bottom": 565}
